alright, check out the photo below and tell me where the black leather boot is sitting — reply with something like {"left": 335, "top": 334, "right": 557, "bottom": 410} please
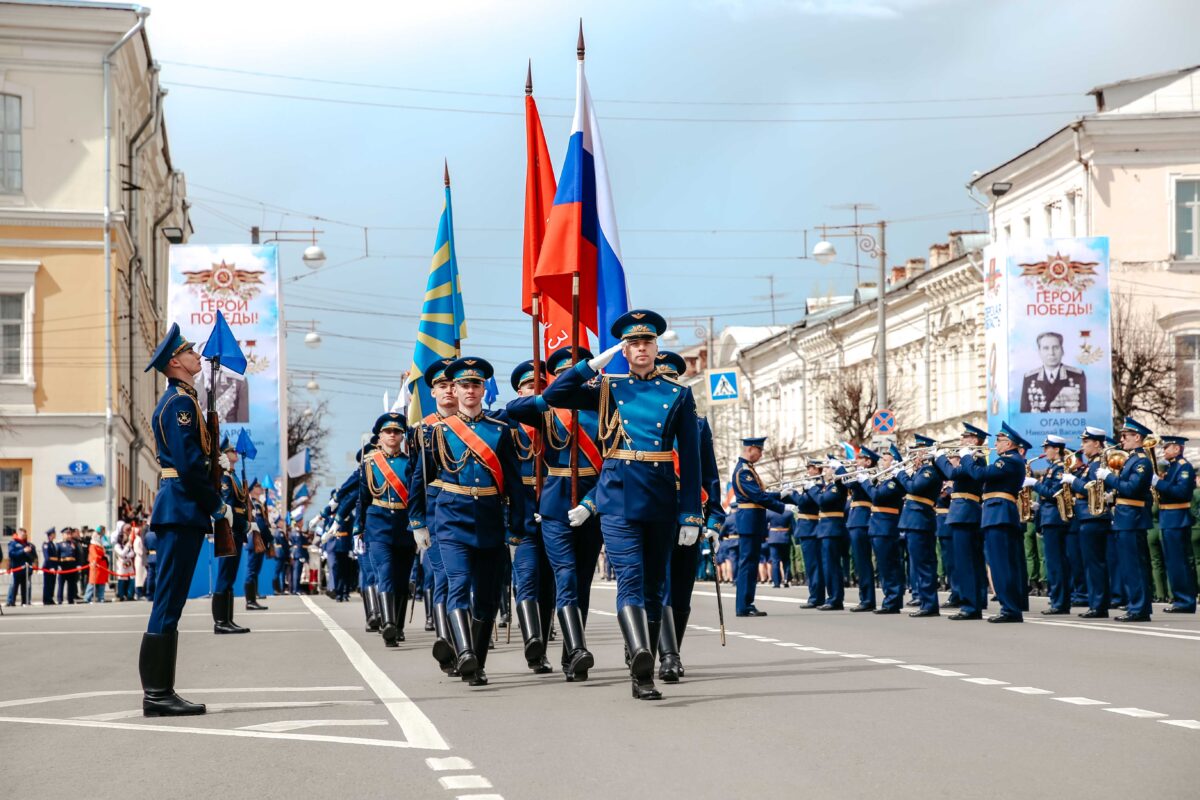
{"left": 617, "top": 605, "right": 660, "bottom": 700}
{"left": 364, "top": 587, "right": 380, "bottom": 633}
{"left": 432, "top": 602, "right": 457, "bottom": 675}
{"left": 557, "top": 606, "right": 594, "bottom": 682}
{"left": 245, "top": 580, "right": 267, "bottom": 610}
{"left": 213, "top": 591, "right": 249, "bottom": 634}
{"left": 468, "top": 617, "right": 491, "bottom": 686}
{"left": 448, "top": 608, "right": 478, "bottom": 679}
{"left": 516, "top": 598, "right": 546, "bottom": 670}
{"left": 395, "top": 585, "right": 408, "bottom": 643}
{"left": 141, "top": 631, "right": 206, "bottom": 717}
{"left": 658, "top": 607, "right": 683, "bottom": 683}
{"left": 673, "top": 608, "right": 691, "bottom": 677}
{"left": 424, "top": 592, "right": 435, "bottom": 632}
{"left": 379, "top": 591, "right": 399, "bottom": 647}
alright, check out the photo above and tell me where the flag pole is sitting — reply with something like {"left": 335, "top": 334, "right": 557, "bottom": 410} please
{"left": 528, "top": 63, "right": 545, "bottom": 498}
{"left": 568, "top": 23, "right": 584, "bottom": 507}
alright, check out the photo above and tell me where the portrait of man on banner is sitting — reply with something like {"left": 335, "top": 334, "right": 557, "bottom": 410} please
{"left": 1019, "top": 331, "right": 1088, "bottom": 413}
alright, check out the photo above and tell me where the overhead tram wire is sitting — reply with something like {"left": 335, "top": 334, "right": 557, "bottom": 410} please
{"left": 159, "top": 59, "right": 1079, "bottom": 107}
{"left": 163, "top": 82, "right": 1090, "bottom": 124}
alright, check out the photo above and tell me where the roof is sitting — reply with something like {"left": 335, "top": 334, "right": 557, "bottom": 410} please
{"left": 1087, "top": 64, "right": 1200, "bottom": 97}
{"left": 1, "top": 0, "right": 145, "bottom": 10}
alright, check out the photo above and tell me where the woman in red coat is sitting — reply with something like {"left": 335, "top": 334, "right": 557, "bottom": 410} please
{"left": 86, "top": 530, "right": 109, "bottom": 604}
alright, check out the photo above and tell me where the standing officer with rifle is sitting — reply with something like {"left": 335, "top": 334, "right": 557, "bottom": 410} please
{"left": 138, "top": 323, "right": 234, "bottom": 717}
{"left": 213, "top": 435, "right": 250, "bottom": 635}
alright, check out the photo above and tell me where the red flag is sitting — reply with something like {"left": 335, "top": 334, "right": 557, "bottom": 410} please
{"left": 524, "top": 80, "right": 588, "bottom": 354}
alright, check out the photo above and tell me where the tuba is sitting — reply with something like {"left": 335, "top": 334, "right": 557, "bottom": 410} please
{"left": 1143, "top": 435, "right": 1161, "bottom": 504}
{"left": 1018, "top": 462, "right": 1034, "bottom": 523}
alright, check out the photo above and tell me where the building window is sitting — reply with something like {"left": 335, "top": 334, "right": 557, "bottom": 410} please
{"left": 1, "top": 293, "right": 22, "bottom": 378}
{"left": 1023, "top": 215, "right": 1032, "bottom": 239}
{"left": 1176, "top": 179, "right": 1200, "bottom": 260}
{"left": 1067, "top": 193, "right": 1077, "bottom": 237}
{"left": 1044, "top": 204, "right": 1054, "bottom": 237}
{"left": 0, "top": 94, "right": 20, "bottom": 193}
{"left": 0, "top": 468, "right": 19, "bottom": 537}
{"left": 1177, "top": 334, "right": 1200, "bottom": 417}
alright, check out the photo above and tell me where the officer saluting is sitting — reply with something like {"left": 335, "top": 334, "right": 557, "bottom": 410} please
{"left": 139, "top": 324, "right": 233, "bottom": 716}
{"left": 541, "top": 309, "right": 702, "bottom": 701}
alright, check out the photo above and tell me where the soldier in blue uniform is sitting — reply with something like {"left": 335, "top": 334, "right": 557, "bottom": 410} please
{"left": 498, "top": 359, "right": 555, "bottom": 674}
{"left": 790, "top": 461, "right": 824, "bottom": 608}
{"left": 847, "top": 447, "right": 878, "bottom": 611}
{"left": 408, "top": 357, "right": 525, "bottom": 688}
{"left": 506, "top": 346, "right": 604, "bottom": 683}
{"left": 139, "top": 323, "right": 232, "bottom": 716}
{"left": 360, "top": 411, "right": 418, "bottom": 646}
{"left": 1101, "top": 434, "right": 1128, "bottom": 609}
{"left": 212, "top": 436, "right": 250, "bottom": 635}
{"left": 272, "top": 523, "right": 288, "bottom": 595}
{"left": 143, "top": 527, "right": 158, "bottom": 600}
{"left": 56, "top": 529, "right": 80, "bottom": 604}
{"left": 1032, "top": 435, "right": 1072, "bottom": 615}
{"left": 859, "top": 445, "right": 905, "bottom": 614}
{"left": 5, "top": 528, "right": 33, "bottom": 606}
{"left": 243, "top": 481, "right": 270, "bottom": 612}
{"left": 936, "top": 424, "right": 989, "bottom": 620}
{"left": 974, "top": 422, "right": 1031, "bottom": 623}
{"left": 344, "top": 440, "right": 381, "bottom": 628}
{"left": 412, "top": 358, "right": 460, "bottom": 675}
{"left": 1097, "top": 417, "right": 1156, "bottom": 622}
{"left": 1064, "top": 447, "right": 1090, "bottom": 610}
{"left": 328, "top": 467, "right": 360, "bottom": 601}
{"left": 809, "top": 458, "right": 848, "bottom": 611}
{"left": 540, "top": 310, "right": 702, "bottom": 701}
{"left": 895, "top": 435, "right": 942, "bottom": 617}
{"left": 731, "top": 437, "right": 786, "bottom": 616}
{"left": 654, "top": 350, "right": 724, "bottom": 683}
{"left": 1063, "top": 428, "right": 1112, "bottom": 617}
{"left": 1157, "top": 435, "right": 1196, "bottom": 613}
{"left": 288, "top": 525, "right": 306, "bottom": 594}
{"left": 41, "top": 529, "right": 58, "bottom": 605}
{"left": 766, "top": 507, "right": 795, "bottom": 589}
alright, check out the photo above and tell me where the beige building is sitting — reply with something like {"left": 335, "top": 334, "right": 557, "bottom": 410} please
{"left": 0, "top": 1, "right": 189, "bottom": 544}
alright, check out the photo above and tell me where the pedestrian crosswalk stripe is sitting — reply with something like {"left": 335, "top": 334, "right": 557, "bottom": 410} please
{"left": 1159, "top": 720, "right": 1200, "bottom": 730}
{"left": 961, "top": 677, "right": 1008, "bottom": 685}
{"left": 1103, "top": 707, "right": 1167, "bottom": 718}
{"left": 1005, "top": 686, "right": 1054, "bottom": 695}
{"left": 1052, "top": 697, "right": 1108, "bottom": 706}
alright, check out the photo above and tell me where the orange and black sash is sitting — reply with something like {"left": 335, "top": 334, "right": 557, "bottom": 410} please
{"left": 442, "top": 416, "right": 505, "bottom": 494}
{"left": 370, "top": 451, "right": 409, "bottom": 506}
{"left": 672, "top": 450, "right": 709, "bottom": 505}
{"left": 551, "top": 409, "right": 603, "bottom": 471}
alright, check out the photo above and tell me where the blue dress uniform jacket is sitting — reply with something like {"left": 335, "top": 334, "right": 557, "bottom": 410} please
{"left": 542, "top": 361, "right": 703, "bottom": 527}
{"left": 895, "top": 465, "right": 940, "bottom": 531}
{"left": 1102, "top": 449, "right": 1153, "bottom": 531}
{"left": 42, "top": 540, "right": 59, "bottom": 571}
{"left": 1157, "top": 456, "right": 1195, "bottom": 529}
{"left": 847, "top": 477, "right": 872, "bottom": 529}
{"left": 733, "top": 457, "right": 786, "bottom": 536}
{"left": 814, "top": 479, "right": 848, "bottom": 537}
{"left": 505, "top": 395, "right": 600, "bottom": 522}
{"left": 149, "top": 379, "right": 222, "bottom": 527}
{"left": 1033, "top": 461, "right": 1070, "bottom": 527}
{"left": 221, "top": 474, "right": 249, "bottom": 539}
{"left": 935, "top": 453, "right": 984, "bottom": 525}
{"left": 699, "top": 418, "right": 725, "bottom": 529}
{"left": 788, "top": 484, "right": 821, "bottom": 538}
{"left": 766, "top": 509, "right": 794, "bottom": 544}
{"left": 359, "top": 450, "right": 415, "bottom": 544}
{"left": 407, "top": 412, "right": 525, "bottom": 549}
{"left": 1069, "top": 457, "right": 1113, "bottom": 525}
{"left": 864, "top": 476, "right": 903, "bottom": 537}
{"left": 491, "top": 408, "right": 541, "bottom": 539}
{"left": 979, "top": 451, "right": 1027, "bottom": 528}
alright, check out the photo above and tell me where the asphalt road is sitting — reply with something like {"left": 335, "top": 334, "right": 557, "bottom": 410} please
{"left": 2, "top": 582, "right": 1198, "bottom": 799}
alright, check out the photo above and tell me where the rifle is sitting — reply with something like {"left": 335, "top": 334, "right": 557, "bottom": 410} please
{"left": 207, "top": 356, "right": 236, "bottom": 558}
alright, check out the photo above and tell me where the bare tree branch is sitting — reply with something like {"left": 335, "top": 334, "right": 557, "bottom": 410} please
{"left": 286, "top": 398, "right": 331, "bottom": 510}
{"left": 1111, "top": 290, "right": 1175, "bottom": 429}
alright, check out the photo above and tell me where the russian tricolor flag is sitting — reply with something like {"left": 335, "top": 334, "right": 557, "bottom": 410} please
{"left": 534, "top": 47, "right": 629, "bottom": 364}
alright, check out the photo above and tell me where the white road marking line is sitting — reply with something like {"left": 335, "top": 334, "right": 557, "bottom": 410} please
{"left": 427, "top": 757, "right": 475, "bottom": 771}
{"left": 0, "top": 687, "right": 363, "bottom": 710}
{"left": 301, "top": 595, "right": 449, "bottom": 750}
{"left": 1005, "top": 687, "right": 1054, "bottom": 695}
{"left": 869, "top": 658, "right": 904, "bottom": 664}
{"left": 962, "top": 678, "right": 1008, "bottom": 685}
{"left": 1027, "top": 620, "right": 1200, "bottom": 642}
{"left": 794, "top": 646, "right": 822, "bottom": 652}
{"left": 0, "top": 628, "right": 318, "bottom": 636}
{"left": 1052, "top": 697, "right": 1109, "bottom": 706}
{"left": 838, "top": 654, "right": 874, "bottom": 659}
{"left": 740, "top": 635, "right": 768, "bottom": 640}
{"left": 899, "top": 665, "right": 938, "bottom": 672}
{"left": 813, "top": 650, "right": 844, "bottom": 655}
{"left": 241, "top": 719, "right": 389, "bottom": 733}
{"left": 923, "top": 669, "right": 968, "bottom": 677}
{"left": 77, "top": 700, "right": 375, "bottom": 722}
{"left": 1103, "top": 707, "right": 1167, "bottom": 718}
{"left": 756, "top": 637, "right": 780, "bottom": 643}
{"left": 455, "top": 795, "right": 504, "bottom": 800}
{"left": 439, "top": 775, "right": 492, "bottom": 790}
{"left": 1159, "top": 719, "right": 1200, "bottom": 730}
{"left": 0, "top": 610, "right": 313, "bottom": 621}
{"left": 0, "top": 715, "right": 411, "bottom": 748}
{"left": 773, "top": 642, "right": 801, "bottom": 647}
{"left": 724, "top": 631, "right": 744, "bottom": 636}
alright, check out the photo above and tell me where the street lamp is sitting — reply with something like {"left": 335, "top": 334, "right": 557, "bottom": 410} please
{"left": 304, "top": 321, "right": 322, "bottom": 349}
{"left": 302, "top": 245, "right": 326, "bottom": 270}
{"left": 810, "top": 221, "right": 889, "bottom": 406}
{"left": 306, "top": 378, "right": 320, "bottom": 393}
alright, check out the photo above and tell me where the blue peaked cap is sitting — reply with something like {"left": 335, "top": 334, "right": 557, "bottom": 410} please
{"left": 145, "top": 322, "right": 194, "bottom": 373}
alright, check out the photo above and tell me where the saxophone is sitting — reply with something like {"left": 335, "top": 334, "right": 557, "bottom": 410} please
{"left": 1143, "top": 435, "right": 1161, "bottom": 504}
{"left": 1018, "top": 462, "right": 1034, "bottom": 523}
{"left": 1053, "top": 455, "right": 1074, "bottom": 521}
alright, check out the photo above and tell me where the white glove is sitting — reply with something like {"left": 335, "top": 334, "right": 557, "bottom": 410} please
{"left": 218, "top": 453, "right": 231, "bottom": 472}
{"left": 678, "top": 525, "right": 700, "bottom": 546}
{"left": 856, "top": 471, "right": 870, "bottom": 483}
{"left": 958, "top": 447, "right": 973, "bottom": 459}
{"left": 827, "top": 459, "right": 842, "bottom": 470}
{"left": 1095, "top": 467, "right": 1111, "bottom": 481}
{"left": 327, "top": 499, "right": 338, "bottom": 511}
{"left": 1022, "top": 477, "right": 1037, "bottom": 489}
{"left": 1151, "top": 474, "right": 1160, "bottom": 487}
{"left": 533, "top": 512, "right": 543, "bottom": 523}
{"left": 783, "top": 503, "right": 798, "bottom": 515}
{"left": 934, "top": 449, "right": 946, "bottom": 459}
{"left": 704, "top": 526, "right": 719, "bottom": 541}
{"left": 212, "top": 503, "right": 233, "bottom": 527}
{"left": 587, "top": 342, "right": 624, "bottom": 372}
{"left": 413, "top": 527, "right": 431, "bottom": 554}
{"left": 567, "top": 504, "right": 592, "bottom": 527}
{"left": 1058, "top": 474, "right": 1074, "bottom": 485}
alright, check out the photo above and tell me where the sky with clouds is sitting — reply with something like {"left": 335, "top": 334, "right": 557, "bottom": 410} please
{"left": 134, "top": 0, "right": 1200, "bottom": 488}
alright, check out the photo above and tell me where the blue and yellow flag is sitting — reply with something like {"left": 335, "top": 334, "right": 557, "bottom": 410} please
{"left": 406, "top": 177, "right": 467, "bottom": 421}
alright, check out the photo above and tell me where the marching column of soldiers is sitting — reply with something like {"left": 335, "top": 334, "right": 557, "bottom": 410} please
{"left": 133, "top": 314, "right": 1199, "bottom": 716}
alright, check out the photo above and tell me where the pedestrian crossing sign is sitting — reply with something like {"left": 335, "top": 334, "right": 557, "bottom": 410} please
{"left": 707, "top": 370, "right": 739, "bottom": 405}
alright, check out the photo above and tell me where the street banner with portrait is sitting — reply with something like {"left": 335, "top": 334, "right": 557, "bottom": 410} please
{"left": 167, "top": 244, "right": 287, "bottom": 597}
{"left": 984, "top": 237, "right": 1112, "bottom": 448}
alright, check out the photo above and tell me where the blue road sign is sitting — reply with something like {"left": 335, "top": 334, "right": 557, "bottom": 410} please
{"left": 708, "top": 370, "right": 739, "bottom": 404}
{"left": 872, "top": 409, "right": 896, "bottom": 434}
